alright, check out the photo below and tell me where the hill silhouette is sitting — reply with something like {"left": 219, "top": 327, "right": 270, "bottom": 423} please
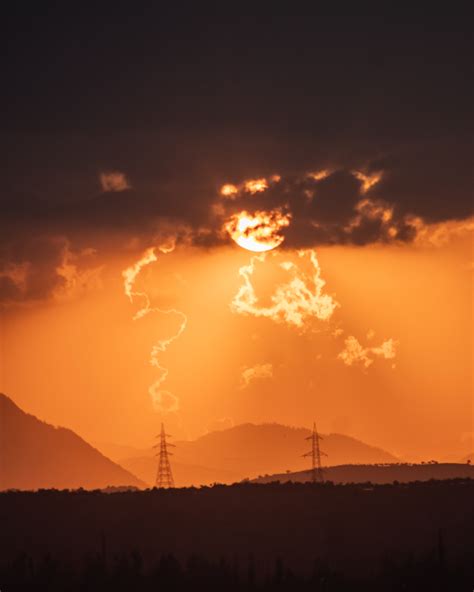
{"left": 0, "top": 394, "right": 144, "bottom": 490}
{"left": 253, "top": 462, "right": 474, "bottom": 484}
{"left": 118, "top": 423, "right": 398, "bottom": 486}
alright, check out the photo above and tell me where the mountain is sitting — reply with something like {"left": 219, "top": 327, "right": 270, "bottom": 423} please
{"left": 252, "top": 462, "right": 474, "bottom": 485}
{"left": 0, "top": 394, "right": 145, "bottom": 491}
{"left": 122, "top": 456, "right": 242, "bottom": 488}
{"left": 118, "top": 423, "right": 398, "bottom": 487}
{"left": 91, "top": 441, "right": 147, "bottom": 462}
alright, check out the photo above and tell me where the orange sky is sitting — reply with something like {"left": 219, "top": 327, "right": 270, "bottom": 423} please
{"left": 0, "top": 234, "right": 472, "bottom": 461}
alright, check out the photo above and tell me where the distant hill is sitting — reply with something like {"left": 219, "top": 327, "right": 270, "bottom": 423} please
{"left": 92, "top": 441, "right": 147, "bottom": 462}
{"left": 118, "top": 423, "right": 398, "bottom": 486}
{"left": 122, "top": 456, "right": 242, "bottom": 488}
{"left": 0, "top": 394, "right": 145, "bottom": 491}
{"left": 253, "top": 462, "right": 474, "bottom": 485}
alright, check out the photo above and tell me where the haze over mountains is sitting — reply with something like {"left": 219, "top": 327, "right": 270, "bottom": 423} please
{"left": 0, "top": 394, "right": 144, "bottom": 490}
{"left": 2, "top": 393, "right": 471, "bottom": 491}
{"left": 115, "top": 423, "right": 400, "bottom": 487}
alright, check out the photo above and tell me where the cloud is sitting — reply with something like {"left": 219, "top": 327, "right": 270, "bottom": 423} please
{"left": 99, "top": 171, "right": 131, "bottom": 192}
{"left": 122, "top": 244, "right": 187, "bottom": 413}
{"left": 54, "top": 247, "right": 103, "bottom": 301}
{"left": 352, "top": 170, "right": 383, "bottom": 194}
{"left": 1, "top": 18, "right": 471, "bottom": 312}
{"left": 368, "top": 145, "right": 473, "bottom": 223}
{"left": 219, "top": 177, "right": 280, "bottom": 199}
{"left": 214, "top": 170, "right": 426, "bottom": 249}
{"left": 0, "top": 237, "right": 101, "bottom": 304}
{"left": 150, "top": 390, "right": 179, "bottom": 414}
{"left": 240, "top": 363, "right": 273, "bottom": 388}
{"left": 1, "top": 147, "right": 472, "bottom": 304}
{"left": 4, "top": 153, "right": 471, "bottom": 262}
{"left": 409, "top": 217, "right": 474, "bottom": 247}
{"left": 232, "top": 249, "right": 338, "bottom": 328}
{"left": 338, "top": 335, "right": 398, "bottom": 369}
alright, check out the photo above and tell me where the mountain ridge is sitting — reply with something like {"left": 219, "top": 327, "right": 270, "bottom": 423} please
{"left": 117, "top": 421, "right": 399, "bottom": 487}
{"left": 0, "top": 393, "right": 145, "bottom": 490}
{"left": 252, "top": 462, "right": 474, "bottom": 484}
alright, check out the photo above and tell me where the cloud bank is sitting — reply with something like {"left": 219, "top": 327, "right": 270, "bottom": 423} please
{"left": 1, "top": 151, "right": 472, "bottom": 304}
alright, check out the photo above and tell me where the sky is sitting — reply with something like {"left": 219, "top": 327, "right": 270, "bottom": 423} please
{"left": 0, "top": 8, "right": 472, "bottom": 460}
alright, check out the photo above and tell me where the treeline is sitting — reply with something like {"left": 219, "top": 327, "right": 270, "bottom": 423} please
{"left": 1, "top": 480, "right": 473, "bottom": 589}
{"left": 1, "top": 550, "right": 473, "bottom": 591}
{"left": 4, "top": 476, "right": 473, "bottom": 496}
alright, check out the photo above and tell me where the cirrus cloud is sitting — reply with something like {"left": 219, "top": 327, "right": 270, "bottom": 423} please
{"left": 338, "top": 335, "right": 398, "bottom": 369}
{"left": 240, "top": 363, "right": 274, "bottom": 389}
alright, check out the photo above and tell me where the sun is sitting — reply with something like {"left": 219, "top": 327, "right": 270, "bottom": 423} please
{"left": 224, "top": 209, "right": 291, "bottom": 252}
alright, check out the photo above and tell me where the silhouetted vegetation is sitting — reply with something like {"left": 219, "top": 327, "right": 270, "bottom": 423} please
{"left": 1, "top": 550, "right": 473, "bottom": 591}
{"left": 1, "top": 480, "right": 473, "bottom": 590}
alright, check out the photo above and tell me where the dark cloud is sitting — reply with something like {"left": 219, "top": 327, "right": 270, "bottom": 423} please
{"left": 0, "top": 8, "right": 472, "bottom": 301}
{"left": 0, "top": 153, "right": 472, "bottom": 303}
{"left": 212, "top": 168, "right": 424, "bottom": 249}
{"left": 0, "top": 236, "right": 99, "bottom": 304}
{"left": 303, "top": 172, "right": 360, "bottom": 224}
{"left": 2, "top": 131, "right": 471, "bottom": 254}
{"left": 369, "top": 143, "right": 473, "bottom": 223}
{"left": 0, "top": 237, "right": 69, "bottom": 302}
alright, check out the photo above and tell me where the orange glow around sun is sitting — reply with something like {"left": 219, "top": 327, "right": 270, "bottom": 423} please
{"left": 224, "top": 209, "right": 291, "bottom": 252}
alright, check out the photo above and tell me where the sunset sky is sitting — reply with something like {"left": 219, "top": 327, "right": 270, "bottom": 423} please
{"left": 1, "top": 9, "right": 472, "bottom": 461}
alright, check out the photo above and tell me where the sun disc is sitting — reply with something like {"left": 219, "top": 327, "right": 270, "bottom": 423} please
{"left": 224, "top": 209, "right": 291, "bottom": 253}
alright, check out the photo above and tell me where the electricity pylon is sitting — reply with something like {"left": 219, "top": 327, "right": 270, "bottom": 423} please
{"left": 154, "top": 423, "right": 175, "bottom": 488}
{"left": 303, "top": 422, "right": 327, "bottom": 483}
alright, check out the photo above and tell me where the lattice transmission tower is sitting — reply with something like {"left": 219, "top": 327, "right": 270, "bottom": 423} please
{"left": 303, "top": 422, "right": 327, "bottom": 483}
{"left": 154, "top": 423, "right": 175, "bottom": 488}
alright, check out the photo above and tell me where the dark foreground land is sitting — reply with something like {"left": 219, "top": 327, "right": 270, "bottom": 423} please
{"left": 1, "top": 480, "right": 473, "bottom": 591}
